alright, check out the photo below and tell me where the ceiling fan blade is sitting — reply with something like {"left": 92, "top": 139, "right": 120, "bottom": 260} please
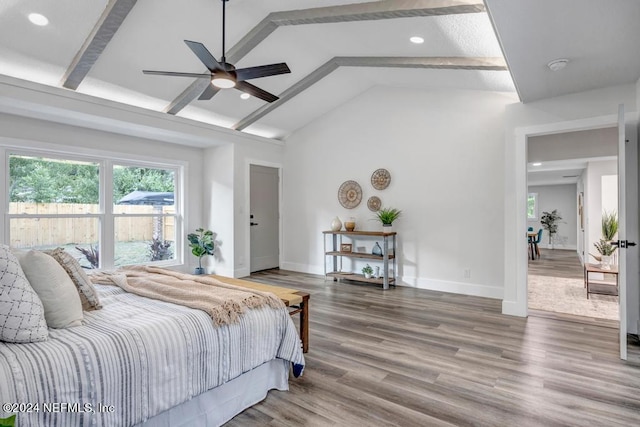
{"left": 235, "top": 63, "right": 291, "bottom": 82}
{"left": 198, "top": 83, "right": 221, "bottom": 100}
{"left": 236, "top": 81, "right": 279, "bottom": 103}
{"left": 143, "top": 70, "right": 211, "bottom": 78}
{"left": 184, "top": 40, "right": 223, "bottom": 72}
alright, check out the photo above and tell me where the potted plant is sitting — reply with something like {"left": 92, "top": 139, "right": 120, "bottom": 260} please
{"left": 187, "top": 228, "right": 215, "bottom": 274}
{"left": 362, "top": 264, "right": 374, "bottom": 279}
{"left": 540, "top": 209, "right": 562, "bottom": 247}
{"left": 593, "top": 239, "right": 616, "bottom": 270}
{"left": 373, "top": 207, "right": 402, "bottom": 232}
{"left": 602, "top": 210, "right": 618, "bottom": 241}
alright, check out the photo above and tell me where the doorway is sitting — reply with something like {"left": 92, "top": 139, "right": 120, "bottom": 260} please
{"left": 249, "top": 164, "right": 280, "bottom": 273}
{"left": 526, "top": 128, "right": 619, "bottom": 322}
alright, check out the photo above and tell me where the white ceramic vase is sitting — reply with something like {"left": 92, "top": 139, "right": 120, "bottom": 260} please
{"left": 331, "top": 217, "right": 342, "bottom": 231}
{"left": 600, "top": 255, "right": 612, "bottom": 270}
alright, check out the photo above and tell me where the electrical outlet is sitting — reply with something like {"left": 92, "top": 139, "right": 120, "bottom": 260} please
{"left": 464, "top": 269, "right": 471, "bottom": 279}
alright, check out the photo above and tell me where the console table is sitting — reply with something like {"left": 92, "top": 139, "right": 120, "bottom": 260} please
{"left": 323, "top": 230, "right": 396, "bottom": 290}
{"left": 583, "top": 263, "right": 618, "bottom": 299}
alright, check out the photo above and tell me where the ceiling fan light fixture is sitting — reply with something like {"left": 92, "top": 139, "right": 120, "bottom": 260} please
{"left": 547, "top": 58, "right": 569, "bottom": 71}
{"left": 211, "top": 73, "right": 236, "bottom": 88}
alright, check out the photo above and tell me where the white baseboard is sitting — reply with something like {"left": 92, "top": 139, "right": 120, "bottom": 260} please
{"left": 502, "top": 299, "right": 527, "bottom": 317}
{"left": 539, "top": 244, "right": 577, "bottom": 250}
{"left": 211, "top": 267, "right": 234, "bottom": 277}
{"left": 281, "top": 262, "right": 324, "bottom": 276}
{"left": 234, "top": 267, "right": 250, "bottom": 278}
{"left": 400, "top": 276, "right": 503, "bottom": 299}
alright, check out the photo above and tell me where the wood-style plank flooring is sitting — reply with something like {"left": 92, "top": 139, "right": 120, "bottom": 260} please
{"left": 225, "top": 269, "right": 640, "bottom": 427}
{"left": 528, "top": 248, "right": 583, "bottom": 279}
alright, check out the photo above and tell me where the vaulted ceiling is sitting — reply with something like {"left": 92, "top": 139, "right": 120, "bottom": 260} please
{"left": 1, "top": 1, "right": 639, "bottom": 140}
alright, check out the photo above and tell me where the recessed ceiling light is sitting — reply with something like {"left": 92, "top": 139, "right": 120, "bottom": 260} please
{"left": 547, "top": 58, "right": 569, "bottom": 71}
{"left": 409, "top": 36, "right": 424, "bottom": 44}
{"left": 532, "top": 162, "right": 542, "bottom": 166}
{"left": 28, "top": 13, "right": 49, "bottom": 26}
{"left": 240, "top": 93, "right": 250, "bottom": 100}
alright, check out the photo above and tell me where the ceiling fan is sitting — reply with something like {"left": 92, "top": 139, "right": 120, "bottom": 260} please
{"left": 143, "top": 0, "right": 290, "bottom": 103}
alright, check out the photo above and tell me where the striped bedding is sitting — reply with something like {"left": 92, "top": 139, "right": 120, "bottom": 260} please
{"left": 0, "top": 284, "right": 305, "bottom": 426}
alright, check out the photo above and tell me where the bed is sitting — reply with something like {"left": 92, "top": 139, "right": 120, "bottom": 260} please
{"left": 0, "top": 262, "right": 305, "bottom": 427}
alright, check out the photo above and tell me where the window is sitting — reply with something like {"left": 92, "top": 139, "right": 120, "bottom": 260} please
{"left": 5, "top": 151, "right": 182, "bottom": 269}
{"left": 527, "top": 192, "right": 538, "bottom": 220}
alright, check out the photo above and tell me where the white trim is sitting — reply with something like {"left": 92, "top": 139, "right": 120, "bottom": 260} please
{"left": 506, "top": 114, "right": 620, "bottom": 318}
{"left": 2, "top": 142, "right": 186, "bottom": 269}
{"left": 281, "top": 262, "right": 324, "bottom": 276}
{"left": 0, "top": 74, "right": 282, "bottom": 148}
{"left": 401, "top": 276, "right": 503, "bottom": 299}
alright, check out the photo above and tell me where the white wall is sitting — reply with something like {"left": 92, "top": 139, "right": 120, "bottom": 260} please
{"left": 527, "top": 184, "right": 577, "bottom": 249}
{"left": 282, "top": 86, "right": 518, "bottom": 298}
{"left": 503, "top": 84, "right": 639, "bottom": 332}
{"left": 202, "top": 138, "right": 284, "bottom": 278}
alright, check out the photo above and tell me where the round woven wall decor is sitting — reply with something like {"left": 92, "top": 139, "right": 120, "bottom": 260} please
{"left": 338, "top": 180, "right": 362, "bottom": 209}
{"left": 371, "top": 168, "right": 391, "bottom": 190}
{"left": 367, "top": 196, "right": 382, "bottom": 212}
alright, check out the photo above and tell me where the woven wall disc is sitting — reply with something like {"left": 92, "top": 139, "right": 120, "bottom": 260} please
{"left": 371, "top": 168, "right": 391, "bottom": 190}
{"left": 338, "top": 180, "right": 362, "bottom": 209}
{"left": 367, "top": 196, "right": 382, "bottom": 212}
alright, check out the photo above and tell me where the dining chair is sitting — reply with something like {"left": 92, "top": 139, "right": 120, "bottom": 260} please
{"left": 532, "top": 228, "right": 543, "bottom": 258}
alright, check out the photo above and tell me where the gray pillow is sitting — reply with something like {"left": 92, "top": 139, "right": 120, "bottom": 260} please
{"left": 0, "top": 245, "right": 48, "bottom": 343}
{"left": 45, "top": 248, "right": 102, "bottom": 311}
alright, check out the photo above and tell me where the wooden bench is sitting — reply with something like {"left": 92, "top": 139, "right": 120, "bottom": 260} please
{"left": 210, "top": 275, "right": 309, "bottom": 353}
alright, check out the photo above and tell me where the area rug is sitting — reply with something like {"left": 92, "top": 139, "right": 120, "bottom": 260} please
{"left": 528, "top": 274, "right": 619, "bottom": 320}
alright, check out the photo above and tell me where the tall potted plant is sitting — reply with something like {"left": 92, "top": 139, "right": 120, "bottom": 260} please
{"left": 601, "top": 210, "right": 618, "bottom": 241}
{"left": 187, "top": 228, "right": 215, "bottom": 274}
{"left": 540, "top": 209, "right": 562, "bottom": 247}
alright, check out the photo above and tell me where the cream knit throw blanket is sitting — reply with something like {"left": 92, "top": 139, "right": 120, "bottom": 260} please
{"left": 89, "top": 266, "right": 285, "bottom": 326}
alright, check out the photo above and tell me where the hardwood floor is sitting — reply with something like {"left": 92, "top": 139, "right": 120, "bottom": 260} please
{"left": 225, "top": 269, "right": 640, "bottom": 427}
{"left": 527, "top": 248, "right": 583, "bottom": 279}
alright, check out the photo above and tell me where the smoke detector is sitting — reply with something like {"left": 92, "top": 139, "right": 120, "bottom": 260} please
{"left": 547, "top": 59, "right": 569, "bottom": 71}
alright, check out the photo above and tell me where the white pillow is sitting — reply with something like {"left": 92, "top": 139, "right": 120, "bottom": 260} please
{"left": 0, "top": 245, "right": 48, "bottom": 342}
{"left": 19, "top": 250, "right": 84, "bottom": 328}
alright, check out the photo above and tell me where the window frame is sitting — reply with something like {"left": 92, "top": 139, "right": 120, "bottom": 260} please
{"left": 2, "top": 145, "right": 185, "bottom": 270}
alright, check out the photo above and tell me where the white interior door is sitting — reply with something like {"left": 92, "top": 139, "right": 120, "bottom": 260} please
{"left": 617, "top": 104, "right": 628, "bottom": 360}
{"left": 250, "top": 165, "right": 280, "bottom": 273}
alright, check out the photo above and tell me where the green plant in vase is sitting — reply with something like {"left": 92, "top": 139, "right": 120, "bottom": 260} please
{"left": 373, "top": 207, "right": 402, "bottom": 231}
{"left": 540, "top": 209, "right": 562, "bottom": 246}
{"left": 362, "top": 264, "right": 374, "bottom": 279}
{"left": 601, "top": 210, "right": 618, "bottom": 241}
{"left": 187, "top": 228, "right": 215, "bottom": 275}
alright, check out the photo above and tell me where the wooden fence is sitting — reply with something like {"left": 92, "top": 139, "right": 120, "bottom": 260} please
{"left": 9, "top": 203, "right": 175, "bottom": 248}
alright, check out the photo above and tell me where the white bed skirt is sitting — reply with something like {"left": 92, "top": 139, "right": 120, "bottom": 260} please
{"left": 137, "top": 359, "right": 290, "bottom": 427}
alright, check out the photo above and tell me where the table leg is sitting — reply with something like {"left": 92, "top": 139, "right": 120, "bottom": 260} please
{"left": 299, "top": 294, "right": 309, "bottom": 353}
